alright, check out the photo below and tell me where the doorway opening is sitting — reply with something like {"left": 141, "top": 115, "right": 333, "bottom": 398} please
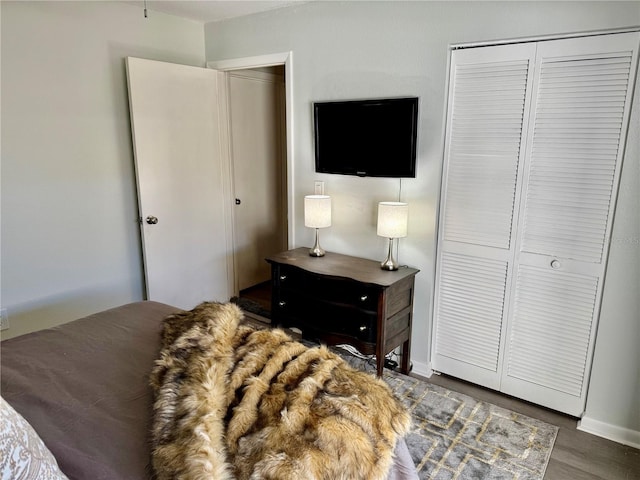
{"left": 209, "top": 53, "right": 293, "bottom": 321}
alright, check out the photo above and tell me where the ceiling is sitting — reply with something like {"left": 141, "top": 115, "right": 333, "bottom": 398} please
{"left": 128, "top": 1, "right": 307, "bottom": 23}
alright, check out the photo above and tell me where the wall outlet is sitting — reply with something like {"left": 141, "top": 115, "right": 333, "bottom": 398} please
{"left": 314, "top": 181, "right": 324, "bottom": 195}
{"left": 0, "top": 309, "right": 9, "bottom": 331}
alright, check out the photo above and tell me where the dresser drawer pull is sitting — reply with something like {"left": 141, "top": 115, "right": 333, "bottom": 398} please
{"left": 360, "top": 295, "right": 368, "bottom": 302}
{"left": 359, "top": 325, "right": 367, "bottom": 332}
{"left": 279, "top": 275, "right": 287, "bottom": 281}
{"left": 278, "top": 301, "right": 286, "bottom": 308}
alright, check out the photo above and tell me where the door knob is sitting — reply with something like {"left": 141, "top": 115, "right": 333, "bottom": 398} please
{"left": 146, "top": 216, "right": 159, "bottom": 225}
{"left": 235, "top": 198, "right": 241, "bottom": 205}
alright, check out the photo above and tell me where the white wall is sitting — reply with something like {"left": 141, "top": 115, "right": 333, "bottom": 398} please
{"left": 1, "top": 1, "right": 205, "bottom": 338}
{"left": 204, "top": 1, "right": 640, "bottom": 442}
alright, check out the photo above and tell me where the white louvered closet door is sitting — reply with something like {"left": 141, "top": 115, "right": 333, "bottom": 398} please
{"left": 501, "top": 32, "right": 639, "bottom": 415}
{"left": 432, "top": 43, "right": 536, "bottom": 389}
{"left": 433, "top": 31, "right": 639, "bottom": 416}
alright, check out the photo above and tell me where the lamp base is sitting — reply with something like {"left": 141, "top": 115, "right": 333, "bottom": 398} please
{"left": 380, "top": 260, "right": 398, "bottom": 271}
{"left": 309, "top": 228, "right": 325, "bottom": 257}
{"left": 309, "top": 246, "right": 325, "bottom": 257}
{"left": 380, "top": 237, "right": 398, "bottom": 270}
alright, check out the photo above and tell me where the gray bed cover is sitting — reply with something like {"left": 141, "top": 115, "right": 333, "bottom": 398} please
{"left": 1, "top": 301, "right": 418, "bottom": 480}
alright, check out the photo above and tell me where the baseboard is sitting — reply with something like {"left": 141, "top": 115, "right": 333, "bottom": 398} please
{"left": 578, "top": 416, "right": 640, "bottom": 449}
{"left": 411, "top": 359, "right": 433, "bottom": 379}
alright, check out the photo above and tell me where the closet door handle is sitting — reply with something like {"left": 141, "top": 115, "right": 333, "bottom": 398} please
{"left": 550, "top": 259, "right": 561, "bottom": 269}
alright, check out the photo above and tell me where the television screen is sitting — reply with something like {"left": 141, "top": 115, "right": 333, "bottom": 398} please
{"left": 313, "top": 97, "right": 418, "bottom": 178}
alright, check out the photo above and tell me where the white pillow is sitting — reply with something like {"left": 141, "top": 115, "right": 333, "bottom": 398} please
{"left": 0, "top": 396, "right": 69, "bottom": 480}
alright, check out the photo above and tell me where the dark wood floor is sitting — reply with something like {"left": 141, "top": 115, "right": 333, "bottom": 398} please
{"left": 239, "top": 282, "right": 640, "bottom": 479}
{"left": 239, "top": 281, "right": 272, "bottom": 312}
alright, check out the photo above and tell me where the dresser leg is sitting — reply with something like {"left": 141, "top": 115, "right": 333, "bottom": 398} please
{"left": 400, "top": 339, "right": 411, "bottom": 375}
{"left": 374, "top": 339, "right": 384, "bottom": 377}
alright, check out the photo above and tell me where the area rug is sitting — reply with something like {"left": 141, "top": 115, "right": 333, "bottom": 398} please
{"left": 341, "top": 355, "right": 558, "bottom": 480}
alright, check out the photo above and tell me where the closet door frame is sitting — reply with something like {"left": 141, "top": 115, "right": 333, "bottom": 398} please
{"left": 431, "top": 28, "right": 640, "bottom": 415}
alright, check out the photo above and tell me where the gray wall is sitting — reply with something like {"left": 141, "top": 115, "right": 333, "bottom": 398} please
{"left": 204, "top": 1, "right": 640, "bottom": 440}
{"left": 1, "top": 1, "right": 205, "bottom": 337}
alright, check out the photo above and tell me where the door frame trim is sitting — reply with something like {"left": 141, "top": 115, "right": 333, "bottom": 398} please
{"left": 451, "top": 26, "right": 640, "bottom": 50}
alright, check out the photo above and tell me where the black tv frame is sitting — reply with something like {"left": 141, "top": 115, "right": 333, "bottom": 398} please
{"left": 313, "top": 97, "right": 418, "bottom": 178}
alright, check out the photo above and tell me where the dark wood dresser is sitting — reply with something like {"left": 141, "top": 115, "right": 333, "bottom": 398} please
{"left": 266, "top": 248, "right": 419, "bottom": 376}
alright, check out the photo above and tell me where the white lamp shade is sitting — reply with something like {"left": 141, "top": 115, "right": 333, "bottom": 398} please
{"left": 305, "top": 195, "right": 332, "bottom": 228}
{"left": 377, "top": 202, "right": 408, "bottom": 238}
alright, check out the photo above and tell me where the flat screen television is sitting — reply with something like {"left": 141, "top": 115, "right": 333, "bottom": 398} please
{"left": 313, "top": 97, "right": 418, "bottom": 178}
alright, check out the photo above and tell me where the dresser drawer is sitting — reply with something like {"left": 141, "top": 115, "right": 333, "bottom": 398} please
{"left": 274, "top": 293, "right": 377, "bottom": 343}
{"left": 272, "top": 264, "right": 305, "bottom": 290}
{"left": 275, "top": 265, "right": 379, "bottom": 310}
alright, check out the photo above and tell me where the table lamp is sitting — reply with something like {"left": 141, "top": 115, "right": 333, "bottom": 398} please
{"left": 305, "top": 195, "right": 331, "bottom": 257}
{"left": 377, "top": 201, "right": 408, "bottom": 270}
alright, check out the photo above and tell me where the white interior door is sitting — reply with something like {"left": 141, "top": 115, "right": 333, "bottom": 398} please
{"left": 126, "top": 57, "right": 232, "bottom": 310}
{"left": 501, "top": 32, "right": 640, "bottom": 415}
{"left": 228, "top": 69, "right": 287, "bottom": 291}
{"left": 433, "top": 31, "right": 639, "bottom": 416}
{"left": 432, "top": 43, "right": 536, "bottom": 389}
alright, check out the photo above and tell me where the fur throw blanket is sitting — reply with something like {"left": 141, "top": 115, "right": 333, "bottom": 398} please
{"left": 149, "top": 302, "right": 411, "bottom": 480}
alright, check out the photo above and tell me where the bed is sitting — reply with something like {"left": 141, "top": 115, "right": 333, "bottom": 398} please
{"left": 1, "top": 301, "right": 418, "bottom": 480}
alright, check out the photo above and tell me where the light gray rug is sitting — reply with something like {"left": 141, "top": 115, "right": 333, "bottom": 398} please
{"left": 341, "top": 355, "right": 558, "bottom": 480}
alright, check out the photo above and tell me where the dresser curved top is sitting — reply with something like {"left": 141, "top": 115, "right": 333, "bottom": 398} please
{"left": 266, "top": 248, "right": 419, "bottom": 287}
